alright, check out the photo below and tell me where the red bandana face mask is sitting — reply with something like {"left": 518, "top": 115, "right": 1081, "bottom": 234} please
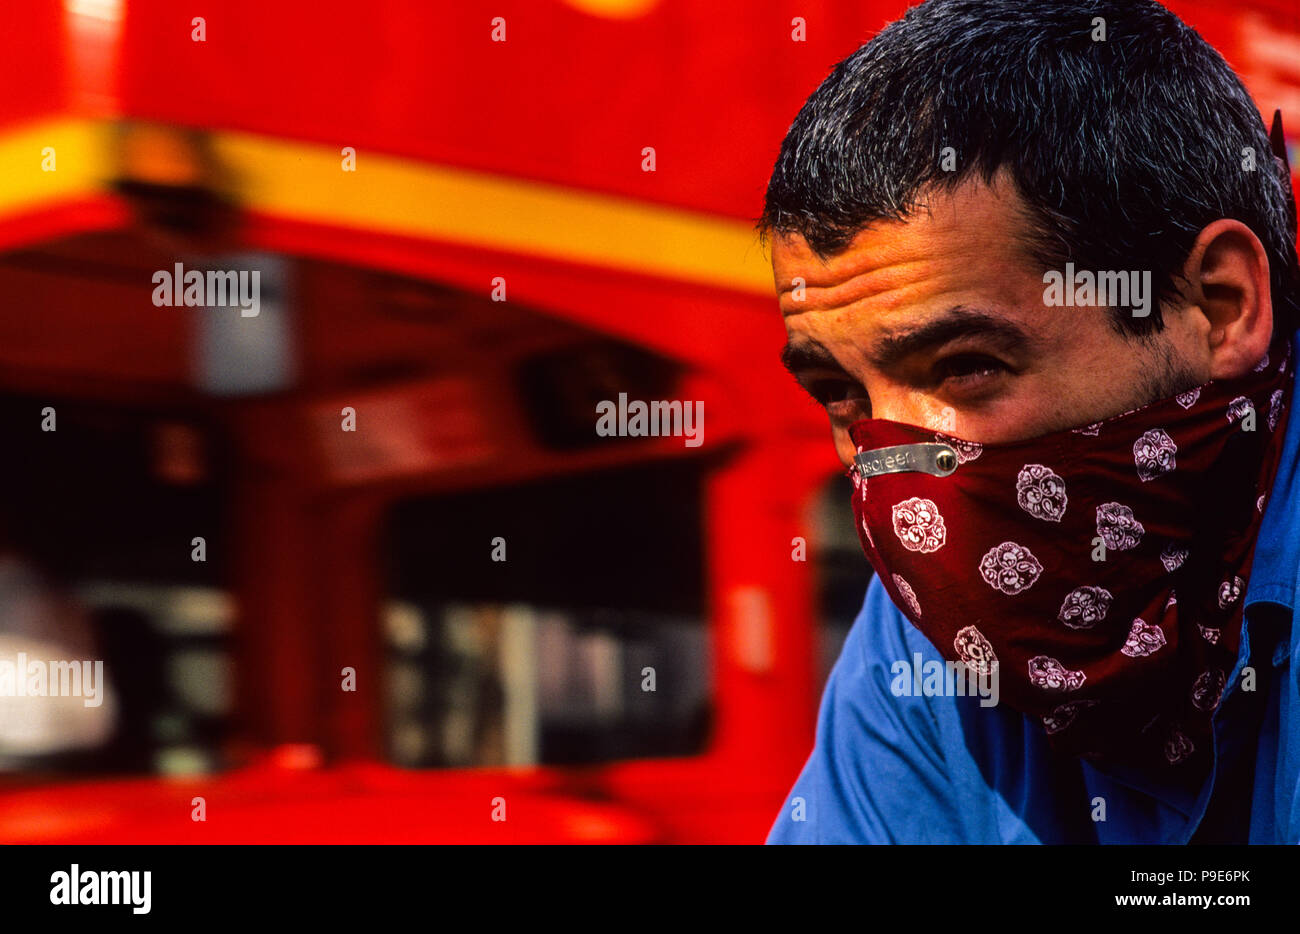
{"left": 848, "top": 335, "right": 1294, "bottom": 772}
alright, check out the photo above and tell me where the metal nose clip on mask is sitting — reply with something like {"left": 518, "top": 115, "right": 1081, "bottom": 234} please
{"left": 853, "top": 442, "right": 959, "bottom": 480}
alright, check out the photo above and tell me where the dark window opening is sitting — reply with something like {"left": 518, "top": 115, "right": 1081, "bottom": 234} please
{"left": 382, "top": 459, "right": 712, "bottom": 768}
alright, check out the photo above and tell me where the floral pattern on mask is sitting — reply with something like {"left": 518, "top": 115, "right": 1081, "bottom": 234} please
{"left": 1121, "top": 618, "right": 1166, "bottom": 658}
{"left": 1016, "top": 464, "right": 1068, "bottom": 521}
{"left": 1058, "top": 585, "right": 1112, "bottom": 629}
{"left": 1028, "top": 655, "right": 1087, "bottom": 691}
{"left": 1216, "top": 576, "right": 1244, "bottom": 609}
{"left": 978, "top": 541, "right": 1043, "bottom": 594}
{"left": 1164, "top": 728, "right": 1195, "bottom": 765}
{"left": 1227, "top": 396, "right": 1254, "bottom": 423}
{"left": 1190, "top": 670, "right": 1226, "bottom": 712}
{"left": 892, "top": 574, "right": 921, "bottom": 619}
{"left": 891, "top": 497, "right": 947, "bottom": 553}
{"left": 1043, "top": 699, "right": 1100, "bottom": 735}
{"left": 953, "top": 625, "right": 998, "bottom": 676}
{"left": 934, "top": 433, "right": 983, "bottom": 464}
{"left": 1160, "top": 543, "right": 1188, "bottom": 572}
{"left": 1096, "top": 502, "right": 1144, "bottom": 550}
{"left": 1133, "top": 429, "right": 1177, "bottom": 481}
{"left": 1269, "top": 389, "right": 1284, "bottom": 431}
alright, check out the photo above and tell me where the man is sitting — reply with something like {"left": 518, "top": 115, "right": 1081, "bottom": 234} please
{"left": 761, "top": 0, "right": 1300, "bottom": 843}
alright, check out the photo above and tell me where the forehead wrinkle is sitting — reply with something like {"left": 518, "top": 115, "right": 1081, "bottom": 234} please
{"left": 773, "top": 222, "right": 930, "bottom": 284}
{"left": 778, "top": 257, "right": 947, "bottom": 318}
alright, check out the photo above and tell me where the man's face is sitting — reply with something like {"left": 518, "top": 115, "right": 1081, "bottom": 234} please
{"left": 773, "top": 173, "right": 1208, "bottom": 467}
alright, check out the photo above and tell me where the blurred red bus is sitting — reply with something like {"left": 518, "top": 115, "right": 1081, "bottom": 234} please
{"left": 0, "top": 0, "right": 1295, "bottom": 843}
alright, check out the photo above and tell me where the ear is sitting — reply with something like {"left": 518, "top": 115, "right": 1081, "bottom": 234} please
{"left": 1181, "top": 219, "right": 1273, "bottom": 379}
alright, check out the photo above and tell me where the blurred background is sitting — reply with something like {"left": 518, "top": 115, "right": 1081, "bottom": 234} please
{"left": 0, "top": 0, "right": 1295, "bottom": 843}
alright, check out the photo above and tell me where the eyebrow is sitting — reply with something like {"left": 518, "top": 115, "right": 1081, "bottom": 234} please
{"left": 866, "top": 307, "right": 1032, "bottom": 370}
{"left": 778, "top": 306, "right": 1034, "bottom": 381}
{"left": 780, "top": 338, "right": 844, "bottom": 377}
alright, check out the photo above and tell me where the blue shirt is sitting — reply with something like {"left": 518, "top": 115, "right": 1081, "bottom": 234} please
{"left": 768, "top": 350, "right": 1300, "bottom": 845}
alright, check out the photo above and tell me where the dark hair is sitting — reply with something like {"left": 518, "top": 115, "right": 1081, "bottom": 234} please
{"left": 758, "top": 0, "right": 1300, "bottom": 338}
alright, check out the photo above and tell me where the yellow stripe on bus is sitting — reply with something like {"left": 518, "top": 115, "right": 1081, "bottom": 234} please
{"left": 0, "top": 118, "right": 774, "bottom": 296}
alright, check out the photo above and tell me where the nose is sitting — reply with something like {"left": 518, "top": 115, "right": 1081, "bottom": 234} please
{"left": 869, "top": 393, "right": 958, "bottom": 435}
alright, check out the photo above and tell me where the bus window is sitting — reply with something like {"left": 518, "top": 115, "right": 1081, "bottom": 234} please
{"left": 810, "top": 472, "right": 872, "bottom": 691}
{"left": 74, "top": 583, "right": 233, "bottom": 776}
{"left": 382, "top": 459, "right": 712, "bottom": 768}
{"left": 0, "top": 394, "right": 231, "bottom": 776}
